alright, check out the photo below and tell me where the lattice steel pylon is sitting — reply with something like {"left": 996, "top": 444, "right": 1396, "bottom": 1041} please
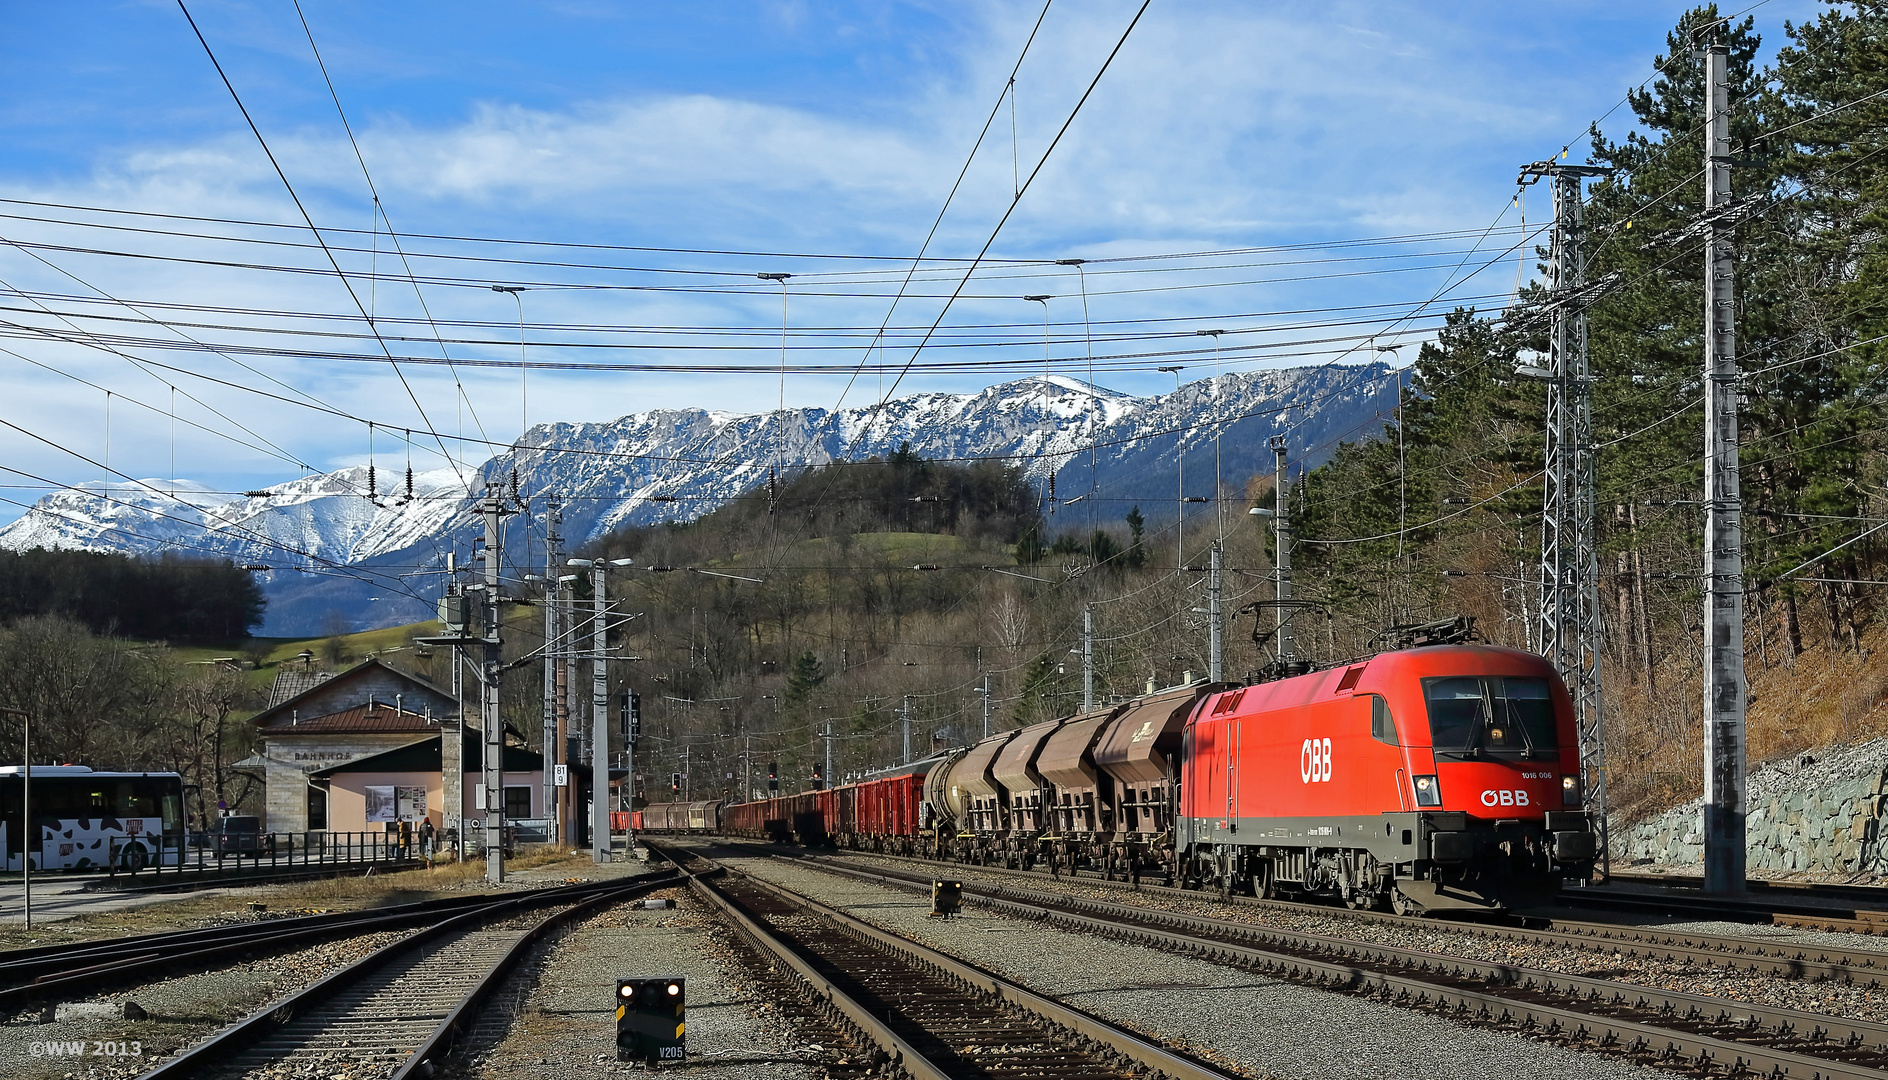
{"left": 1519, "top": 160, "right": 1613, "bottom": 878}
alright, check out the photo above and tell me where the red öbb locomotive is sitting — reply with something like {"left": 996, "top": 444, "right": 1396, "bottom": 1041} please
{"left": 649, "top": 632, "right": 1600, "bottom": 915}
{"left": 1177, "top": 641, "right": 1596, "bottom": 913}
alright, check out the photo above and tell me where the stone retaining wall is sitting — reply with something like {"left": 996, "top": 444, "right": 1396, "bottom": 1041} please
{"left": 1613, "top": 737, "right": 1888, "bottom": 877}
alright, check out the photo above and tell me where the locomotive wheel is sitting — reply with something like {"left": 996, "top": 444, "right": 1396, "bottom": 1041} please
{"left": 1390, "top": 886, "right": 1424, "bottom": 917}
{"left": 1256, "top": 860, "right": 1278, "bottom": 900}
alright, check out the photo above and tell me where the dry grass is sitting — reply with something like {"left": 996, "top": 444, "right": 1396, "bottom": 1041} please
{"left": 0, "top": 847, "right": 602, "bottom": 950}
{"left": 1608, "top": 614, "right": 1888, "bottom": 824}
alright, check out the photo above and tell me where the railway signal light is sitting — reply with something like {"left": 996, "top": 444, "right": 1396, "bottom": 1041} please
{"left": 931, "top": 880, "right": 963, "bottom": 918}
{"left": 768, "top": 761, "right": 778, "bottom": 794}
{"left": 616, "top": 977, "right": 685, "bottom": 1064}
{"left": 670, "top": 773, "right": 681, "bottom": 795}
{"left": 621, "top": 691, "right": 642, "bottom": 741}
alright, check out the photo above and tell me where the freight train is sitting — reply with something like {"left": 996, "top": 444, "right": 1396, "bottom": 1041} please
{"left": 638, "top": 638, "right": 1600, "bottom": 915}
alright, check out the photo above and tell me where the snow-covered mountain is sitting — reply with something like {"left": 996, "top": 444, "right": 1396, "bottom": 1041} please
{"left": 0, "top": 365, "right": 1399, "bottom": 635}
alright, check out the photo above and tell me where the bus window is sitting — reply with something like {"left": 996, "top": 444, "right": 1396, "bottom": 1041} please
{"left": 161, "top": 792, "right": 182, "bottom": 834}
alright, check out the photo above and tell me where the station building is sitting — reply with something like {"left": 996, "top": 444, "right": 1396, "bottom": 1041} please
{"left": 243, "top": 656, "right": 560, "bottom": 838}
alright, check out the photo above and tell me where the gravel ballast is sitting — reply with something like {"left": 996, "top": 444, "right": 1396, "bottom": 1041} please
{"left": 818, "top": 851, "right": 1888, "bottom": 1026}
{"left": 461, "top": 885, "right": 822, "bottom": 1079}
{"left": 3, "top": 929, "right": 412, "bottom": 1080}
{"left": 715, "top": 851, "right": 1665, "bottom": 1080}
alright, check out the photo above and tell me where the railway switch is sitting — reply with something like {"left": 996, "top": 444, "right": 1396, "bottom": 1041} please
{"left": 616, "top": 977, "right": 685, "bottom": 1064}
{"left": 931, "top": 879, "right": 963, "bottom": 918}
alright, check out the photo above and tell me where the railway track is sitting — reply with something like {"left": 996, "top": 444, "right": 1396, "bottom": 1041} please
{"left": 128, "top": 871, "right": 681, "bottom": 1080}
{"left": 653, "top": 843, "right": 1235, "bottom": 1080}
{"left": 758, "top": 850, "right": 1888, "bottom": 1080}
{"left": 0, "top": 878, "right": 644, "bottom": 1012}
{"left": 1550, "top": 881, "right": 1888, "bottom": 934}
{"left": 796, "top": 845, "right": 1888, "bottom": 987}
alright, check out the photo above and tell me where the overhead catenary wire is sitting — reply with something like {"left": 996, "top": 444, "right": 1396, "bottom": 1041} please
{"left": 176, "top": 0, "right": 469, "bottom": 495}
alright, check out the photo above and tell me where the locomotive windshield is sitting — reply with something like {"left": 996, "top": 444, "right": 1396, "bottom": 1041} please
{"left": 1421, "top": 676, "right": 1561, "bottom": 758}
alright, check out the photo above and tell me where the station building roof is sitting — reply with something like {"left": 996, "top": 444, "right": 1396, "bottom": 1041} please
{"left": 306, "top": 733, "right": 550, "bottom": 777}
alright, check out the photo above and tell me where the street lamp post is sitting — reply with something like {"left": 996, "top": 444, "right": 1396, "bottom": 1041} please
{"left": 1196, "top": 330, "right": 1226, "bottom": 537}
{"left": 1157, "top": 365, "right": 1185, "bottom": 569}
{"left": 1023, "top": 295, "right": 1053, "bottom": 381}
{"left": 491, "top": 286, "right": 527, "bottom": 446}
{"left": 758, "top": 272, "right": 792, "bottom": 497}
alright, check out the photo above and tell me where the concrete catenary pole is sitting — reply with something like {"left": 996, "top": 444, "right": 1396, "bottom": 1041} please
{"left": 1701, "top": 26, "right": 1746, "bottom": 895}
{"left": 442, "top": 555, "right": 463, "bottom": 862}
{"left": 901, "top": 695, "right": 912, "bottom": 764}
{"left": 541, "top": 496, "right": 561, "bottom": 848}
{"left": 1271, "top": 436, "right": 1294, "bottom": 664}
{"left": 981, "top": 674, "right": 992, "bottom": 739}
{"left": 1082, "top": 603, "right": 1095, "bottom": 712}
{"left": 1208, "top": 540, "right": 1223, "bottom": 682}
{"left": 480, "top": 489, "right": 505, "bottom": 884}
{"left": 590, "top": 562, "right": 614, "bottom": 864}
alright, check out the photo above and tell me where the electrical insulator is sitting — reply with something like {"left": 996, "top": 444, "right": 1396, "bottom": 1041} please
{"left": 405, "top": 465, "right": 414, "bottom": 502}
{"left": 368, "top": 463, "right": 377, "bottom": 500}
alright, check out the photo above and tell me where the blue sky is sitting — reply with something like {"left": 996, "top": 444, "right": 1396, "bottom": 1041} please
{"left": 0, "top": 0, "right": 1823, "bottom": 519}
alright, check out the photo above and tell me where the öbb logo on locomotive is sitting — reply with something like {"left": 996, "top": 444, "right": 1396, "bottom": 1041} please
{"left": 1480, "top": 789, "right": 1530, "bottom": 807}
{"left": 1298, "top": 738, "right": 1333, "bottom": 783}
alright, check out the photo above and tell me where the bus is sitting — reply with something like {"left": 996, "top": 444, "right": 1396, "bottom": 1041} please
{"left": 0, "top": 766, "right": 186, "bottom": 872}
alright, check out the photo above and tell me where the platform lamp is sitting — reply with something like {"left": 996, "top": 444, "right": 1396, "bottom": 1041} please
{"left": 0, "top": 706, "right": 29, "bottom": 927}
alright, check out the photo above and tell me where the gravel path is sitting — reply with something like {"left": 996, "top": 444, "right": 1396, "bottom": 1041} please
{"left": 716, "top": 851, "right": 1664, "bottom": 1080}
{"left": 458, "top": 884, "right": 821, "bottom": 1079}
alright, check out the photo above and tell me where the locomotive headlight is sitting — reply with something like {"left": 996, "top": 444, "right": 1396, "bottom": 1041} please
{"left": 1561, "top": 774, "right": 1581, "bottom": 807}
{"left": 1412, "top": 774, "right": 1442, "bottom": 807}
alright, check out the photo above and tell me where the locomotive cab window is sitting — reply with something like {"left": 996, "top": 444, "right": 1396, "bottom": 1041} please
{"left": 1422, "top": 676, "right": 1562, "bottom": 759}
{"left": 1423, "top": 677, "right": 1485, "bottom": 752}
{"left": 1367, "top": 694, "right": 1397, "bottom": 745}
{"left": 1494, "top": 678, "right": 1558, "bottom": 756}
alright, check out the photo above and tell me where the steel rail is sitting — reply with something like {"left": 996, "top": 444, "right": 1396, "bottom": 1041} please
{"left": 131, "top": 871, "right": 680, "bottom": 1079}
{"left": 797, "top": 846, "right": 1888, "bottom": 984}
{"left": 1554, "top": 886, "right": 1888, "bottom": 925}
{"left": 658, "top": 844, "right": 1233, "bottom": 1080}
{"left": 84, "top": 859, "right": 427, "bottom": 896}
{"left": 0, "top": 877, "right": 638, "bottom": 1009}
{"left": 390, "top": 875, "right": 681, "bottom": 1079}
{"left": 791, "top": 855, "right": 1888, "bottom": 1080}
{"left": 680, "top": 864, "right": 948, "bottom": 1080}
